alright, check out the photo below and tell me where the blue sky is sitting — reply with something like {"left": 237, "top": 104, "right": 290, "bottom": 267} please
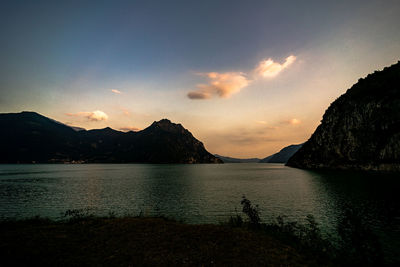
{"left": 1, "top": 0, "right": 399, "bottom": 157}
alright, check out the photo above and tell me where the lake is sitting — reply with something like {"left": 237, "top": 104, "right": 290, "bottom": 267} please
{"left": 0, "top": 163, "right": 399, "bottom": 262}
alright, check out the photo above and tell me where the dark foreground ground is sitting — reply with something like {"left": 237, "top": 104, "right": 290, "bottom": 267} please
{"left": 0, "top": 217, "right": 331, "bottom": 266}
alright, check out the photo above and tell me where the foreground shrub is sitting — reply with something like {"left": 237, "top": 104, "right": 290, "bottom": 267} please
{"left": 240, "top": 195, "right": 261, "bottom": 227}
{"left": 229, "top": 196, "right": 385, "bottom": 266}
{"left": 337, "top": 205, "right": 384, "bottom": 266}
{"left": 63, "top": 208, "right": 95, "bottom": 222}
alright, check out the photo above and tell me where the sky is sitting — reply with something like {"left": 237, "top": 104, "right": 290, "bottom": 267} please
{"left": 0, "top": 0, "right": 399, "bottom": 158}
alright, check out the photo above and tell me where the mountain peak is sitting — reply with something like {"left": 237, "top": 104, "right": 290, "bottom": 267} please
{"left": 19, "top": 111, "right": 44, "bottom": 118}
{"left": 150, "top": 119, "right": 185, "bottom": 133}
{"left": 21, "top": 111, "right": 39, "bottom": 114}
{"left": 152, "top": 118, "right": 173, "bottom": 126}
{"left": 156, "top": 118, "right": 172, "bottom": 123}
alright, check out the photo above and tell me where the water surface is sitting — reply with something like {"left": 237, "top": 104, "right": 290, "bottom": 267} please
{"left": 0, "top": 163, "right": 399, "bottom": 261}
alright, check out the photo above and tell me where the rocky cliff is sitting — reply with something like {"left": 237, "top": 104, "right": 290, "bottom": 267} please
{"left": 287, "top": 61, "right": 400, "bottom": 172}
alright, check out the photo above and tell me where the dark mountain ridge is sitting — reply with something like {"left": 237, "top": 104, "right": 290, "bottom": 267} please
{"left": 259, "top": 144, "right": 303, "bottom": 163}
{"left": 287, "top": 61, "right": 400, "bottom": 172}
{"left": 0, "top": 112, "right": 222, "bottom": 164}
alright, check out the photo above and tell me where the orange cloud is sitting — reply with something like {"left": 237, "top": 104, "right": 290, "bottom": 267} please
{"left": 120, "top": 107, "right": 131, "bottom": 116}
{"left": 289, "top": 118, "right": 301, "bottom": 125}
{"left": 280, "top": 118, "right": 301, "bottom": 125}
{"left": 255, "top": 121, "right": 279, "bottom": 130}
{"left": 187, "top": 54, "right": 296, "bottom": 100}
{"left": 66, "top": 110, "right": 108, "bottom": 121}
{"left": 187, "top": 72, "right": 250, "bottom": 100}
{"left": 255, "top": 55, "right": 296, "bottom": 77}
{"left": 111, "top": 89, "right": 122, "bottom": 94}
{"left": 119, "top": 126, "right": 140, "bottom": 132}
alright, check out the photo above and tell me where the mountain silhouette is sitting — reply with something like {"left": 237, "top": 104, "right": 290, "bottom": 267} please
{"left": 287, "top": 61, "right": 400, "bottom": 172}
{"left": 259, "top": 144, "right": 303, "bottom": 163}
{"left": 0, "top": 112, "right": 222, "bottom": 164}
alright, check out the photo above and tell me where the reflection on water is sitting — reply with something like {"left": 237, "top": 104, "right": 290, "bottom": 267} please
{"left": 0, "top": 163, "right": 399, "bottom": 261}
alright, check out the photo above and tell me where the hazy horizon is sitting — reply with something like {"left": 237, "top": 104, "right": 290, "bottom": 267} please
{"left": 1, "top": 0, "right": 399, "bottom": 158}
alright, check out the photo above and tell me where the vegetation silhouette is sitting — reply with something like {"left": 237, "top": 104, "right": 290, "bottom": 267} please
{"left": 0, "top": 197, "right": 388, "bottom": 266}
{"left": 228, "top": 196, "right": 385, "bottom": 266}
{"left": 336, "top": 205, "right": 384, "bottom": 266}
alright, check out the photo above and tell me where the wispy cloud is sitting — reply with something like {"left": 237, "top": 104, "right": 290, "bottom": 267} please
{"left": 280, "top": 118, "right": 301, "bottom": 125}
{"left": 119, "top": 126, "right": 140, "bottom": 132}
{"left": 120, "top": 107, "right": 131, "bottom": 116}
{"left": 255, "top": 121, "right": 279, "bottom": 130}
{"left": 215, "top": 128, "right": 279, "bottom": 146}
{"left": 111, "top": 89, "right": 122, "bottom": 94}
{"left": 225, "top": 135, "right": 278, "bottom": 145}
{"left": 255, "top": 55, "right": 296, "bottom": 78}
{"left": 187, "top": 72, "right": 250, "bottom": 100}
{"left": 289, "top": 118, "right": 301, "bottom": 125}
{"left": 66, "top": 110, "right": 108, "bottom": 121}
{"left": 187, "top": 90, "right": 212, "bottom": 100}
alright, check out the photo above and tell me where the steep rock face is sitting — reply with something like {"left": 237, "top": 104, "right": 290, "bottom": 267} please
{"left": 0, "top": 113, "right": 222, "bottom": 164}
{"left": 287, "top": 61, "right": 400, "bottom": 172}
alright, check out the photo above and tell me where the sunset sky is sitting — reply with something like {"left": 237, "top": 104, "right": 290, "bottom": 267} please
{"left": 1, "top": 0, "right": 399, "bottom": 158}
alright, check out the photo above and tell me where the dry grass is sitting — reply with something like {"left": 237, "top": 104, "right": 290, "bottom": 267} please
{"left": 0, "top": 217, "right": 331, "bottom": 266}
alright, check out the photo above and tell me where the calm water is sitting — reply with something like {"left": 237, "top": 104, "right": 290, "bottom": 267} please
{"left": 0, "top": 163, "right": 399, "bottom": 261}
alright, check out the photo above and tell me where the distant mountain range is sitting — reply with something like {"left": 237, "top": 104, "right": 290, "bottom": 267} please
{"left": 287, "top": 61, "right": 400, "bottom": 172}
{"left": 214, "top": 144, "right": 303, "bottom": 164}
{"left": 259, "top": 144, "right": 303, "bottom": 163}
{"left": 214, "top": 154, "right": 261, "bottom": 163}
{"left": 0, "top": 112, "right": 222, "bottom": 164}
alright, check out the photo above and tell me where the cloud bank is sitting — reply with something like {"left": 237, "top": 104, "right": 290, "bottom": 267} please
{"left": 187, "top": 72, "right": 249, "bottom": 100}
{"left": 188, "top": 55, "right": 296, "bottom": 100}
{"left": 66, "top": 110, "right": 108, "bottom": 121}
